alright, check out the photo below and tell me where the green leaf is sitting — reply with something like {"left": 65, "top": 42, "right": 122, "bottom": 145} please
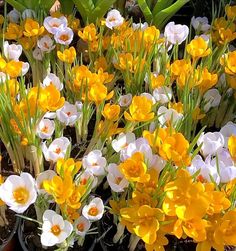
{"left": 73, "top": 0, "right": 95, "bottom": 24}
{"left": 153, "top": 0, "right": 190, "bottom": 29}
{"left": 60, "top": 0, "right": 74, "bottom": 14}
{"left": 153, "top": 0, "right": 174, "bottom": 16}
{"left": 137, "top": 0, "right": 153, "bottom": 23}
{"left": 91, "top": 0, "right": 117, "bottom": 23}
{"left": 39, "top": 0, "right": 55, "bottom": 12}
{"left": 6, "top": 0, "right": 26, "bottom": 12}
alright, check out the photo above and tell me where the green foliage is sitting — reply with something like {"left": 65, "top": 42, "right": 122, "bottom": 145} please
{"left": 73, "top": 0, "right": 117, "bottom": 24}
{"left": 137, "top": 0, "right": 190, "bottom": 29}
{"left": 6, "top": 0, "right": 55, "bottom": 13}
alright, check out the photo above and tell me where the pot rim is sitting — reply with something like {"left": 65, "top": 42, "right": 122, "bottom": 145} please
{"left": 0, "top": 214, "right": 20, "bottom": 250}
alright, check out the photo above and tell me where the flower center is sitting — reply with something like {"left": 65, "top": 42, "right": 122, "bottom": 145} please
{"left": 59, "top": 34, "right": 69, "bottom": 42}
{"left": 51, "top": 225, "right": 61, "bottom": 236}
{"left": 54, "top": 148, "right": 61, "bottom": 154}
{"left": 77, "top": 223, "right": 85, "bottom": 232}
{"left": 108, "top": 17, "right": 116, "bottom": 22}
{"left": 80, "top": 178, "right": 87, "bottom": 185}
{"left": 41, "top": 126, "right": 48, "bottom": 133}
{"left": 115, "top": 177, "right": 122, "bottom": 184}
{"left": 13, "top": 187, "right": 29, "bottom": 204}
{"left": 43, "top": 42, "right": 49, "bottom": 49}
{"left": 66, "top": 111, "right": 71, "bottom": 116}
{"left": 88, "top": 206, "right": 98, "bottom": 216}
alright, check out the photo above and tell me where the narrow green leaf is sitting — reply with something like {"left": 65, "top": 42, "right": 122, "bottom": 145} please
{"left": 73, "top": 0, "right": 95, "bottom": 24}
{"left": 39, "top": 0, "right": 55, "bottom": 12}
{"left": 60, "top": 0, "right": 74, "bottom": 14}
{"left": 153, "top": 0, "right": 190, "bottom": 29}
{"left": 137, "top": 0, "right": 153, "bottom": 23}
{"left": 153, "top": 0, "right": 174, "bottom": 16}
{"left": 6, "top": 0, "right": 26, "bottom": 12}
{"left": 91, "top": 0, "right": 117, "bottom": 23}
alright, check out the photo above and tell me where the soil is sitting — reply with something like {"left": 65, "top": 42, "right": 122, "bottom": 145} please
{"left": 0, "top": 209, "right": 17, "bottom": 246}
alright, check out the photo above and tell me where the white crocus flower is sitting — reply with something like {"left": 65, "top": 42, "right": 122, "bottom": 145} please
{"left": 151, "top": 154, "right": 167, "bottom": 173}
{"left": 197, "top": 132, "right": 225, "bottom": 157}
{"left": 164, "top": 22, "right": 189, "bottom": 45}
{"left": 141, "top": 93, "right": 156, "bottom": 104}
{"left": 105, "top": 9, "right": 124, "bottom": 30}
{"left": 0, "top": 173, "right": 37, "bottom": 213}
{"left": 77, "top": 170, "right": 98, "bottom": 189}
{"left": 36, "top": 170, "right": 57, "bottom": 194}
{"left": 37, "top": 118, "right": 55, "bottom": 139}
{"left": 74, "top": 216, "right": 91, "bottom": 237}
{"left": 22, "top": 9, "right": 36, "bottom": 19}
{"left": 41, "top": 210, "right": 73, "bottom": 247}
{"left": 157, "top": 106, "right": 183, "bottom": 127}
{"left": 82, "top": 197, "right": 104, "bottom": 221}
{"left": 7, "top": 9, "right": 20, "bottom": 23}
{"left": 3, "top": 41, "right": 22, "bottom": 61}
{"left": 210, "top": 149, "right": 236, "bottom": 183}
{"left": 54, "top": 27, "right": 73, "bottom": 45}
{"left": 0, "top": 72, "right": 7, "bottom": 83}
{"left": 153, "top": 86, "right": 172, "bottom": 104}
{"left": 33, "top": 47, "right": 44, "bottom": 61}
{"left": 22, "top": 62, "right": 30, "bottom": 76}
{"left": 220, "top": 121, "right": 236, "bottom": 147}
{"left": 118, "top": 93, "right": 132, "bottom": 107}
{"left": 112, "top": 132, "right": 135, "bottom": 153}
{"left": 107, "top": 163, "right": 129, "bottom": 192}
{"left": 187, "top": 155, "right": 220, "bottom": 184}
{"left": 203, "top": 89, "right": 221, "bottom": 112}
{"left": 82, "top": 150, "right": 106, "bottom": 176}
{"left": 56, "top": 102, "right": 81, "bottom": 126}
{"left": 132, "top": 22, "right": 148, "bottom": 31}
{"left": 121, "top": 138, "right": 153, "bottom": 165}
{"left": 42, "top": 73, "right": 63, "bottom": 91}
{"left": 37, "top": 35, "right": 55, "bottom": 53}
{"left": 75, "top": 101, "right": 83, "bottom": 112}
{"left": 42, "top": 137, "right": 70, "bottom": 162}
{"left": 191, "top": 16, "right": 211, "bottom": 32}
{"left": 44, "top": 16, "right": 68, "bottom": 34}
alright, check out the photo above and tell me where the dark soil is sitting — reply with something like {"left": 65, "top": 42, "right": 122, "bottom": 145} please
{"left": 0, "top": 209, "right": 17, "bottom": 246}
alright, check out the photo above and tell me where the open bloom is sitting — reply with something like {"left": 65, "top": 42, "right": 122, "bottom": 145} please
{"left": 43, "top": 16, "right": 68, "bottom": 34}
{"left": 124, "top": 96, "right": 154, "bottom": 122}
{"left": 164, "top": 22, "right": 189, "bottom": 45}
{"left": 3, "top": 41, "right": 22, "bottom": 61}
{"left": 37, "top": 35, "right": 55, "bottom": 53}
{"left": 82, "top": 150, "right": 106, "bottom": 176}
{"left": 23, "top": 18, "right": 44, "bottom": 37}
{"left": 118, "top": 93, "right": 132, "bottom": 107}
{"left": 0, "top": 173, "right": 37, "bottom": 213}
{"left": 57, "top": 46, "right": 76, "bottom": 64}
{"left": 197, "top": 132, "right": 225, "bottom": 157}
{"left": 112, "top": 132, "right": 135, "bottom": 153}
{"left": 107, "top": 163, "right": 129, "bottom": 192}
{"left": 74, "top": 216, "right": 91, "bottom": 237}
{"left": 157, "top": 106, "right": 183, "bottom": 127}
{"left": 186, "top": 37, "right": 211, "bottom": 58}
{"left": 105, "top": 9, "right": 124, "bottom": 30}
{"left": 191, "top": 16, "right": 210, "bottom": 32}
{"left": 82, "top": 197, "right": 104, "bottom": 221}
{"left": 153, "top": 86, "right": 172, "bottom": 104}
{"left": 42, "top": 73, "right": 63, "bottom": 91}
{"left": 56, "top": 101, "right": 81, "bottom": 126}
{"left": 54, "top": 27, "right": 73, "bottom": 45}
{"left": 37, "top": 118, "right": 55, "bottom": 139}
{"left": 36, "top": 170, "right": 57, "bottom": 194}
{"left": 41, "top": 210, "right": 73, "bottom": 247}
{"left": 42, "top": 137, "right": 70, "bottom": 162}
{"left": 220, "top": 121, "right": 236, "bottom": 147}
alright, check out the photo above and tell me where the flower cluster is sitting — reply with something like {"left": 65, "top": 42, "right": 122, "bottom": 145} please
{"left": 0, "top": 3, "right": 235, "bottom": 251}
